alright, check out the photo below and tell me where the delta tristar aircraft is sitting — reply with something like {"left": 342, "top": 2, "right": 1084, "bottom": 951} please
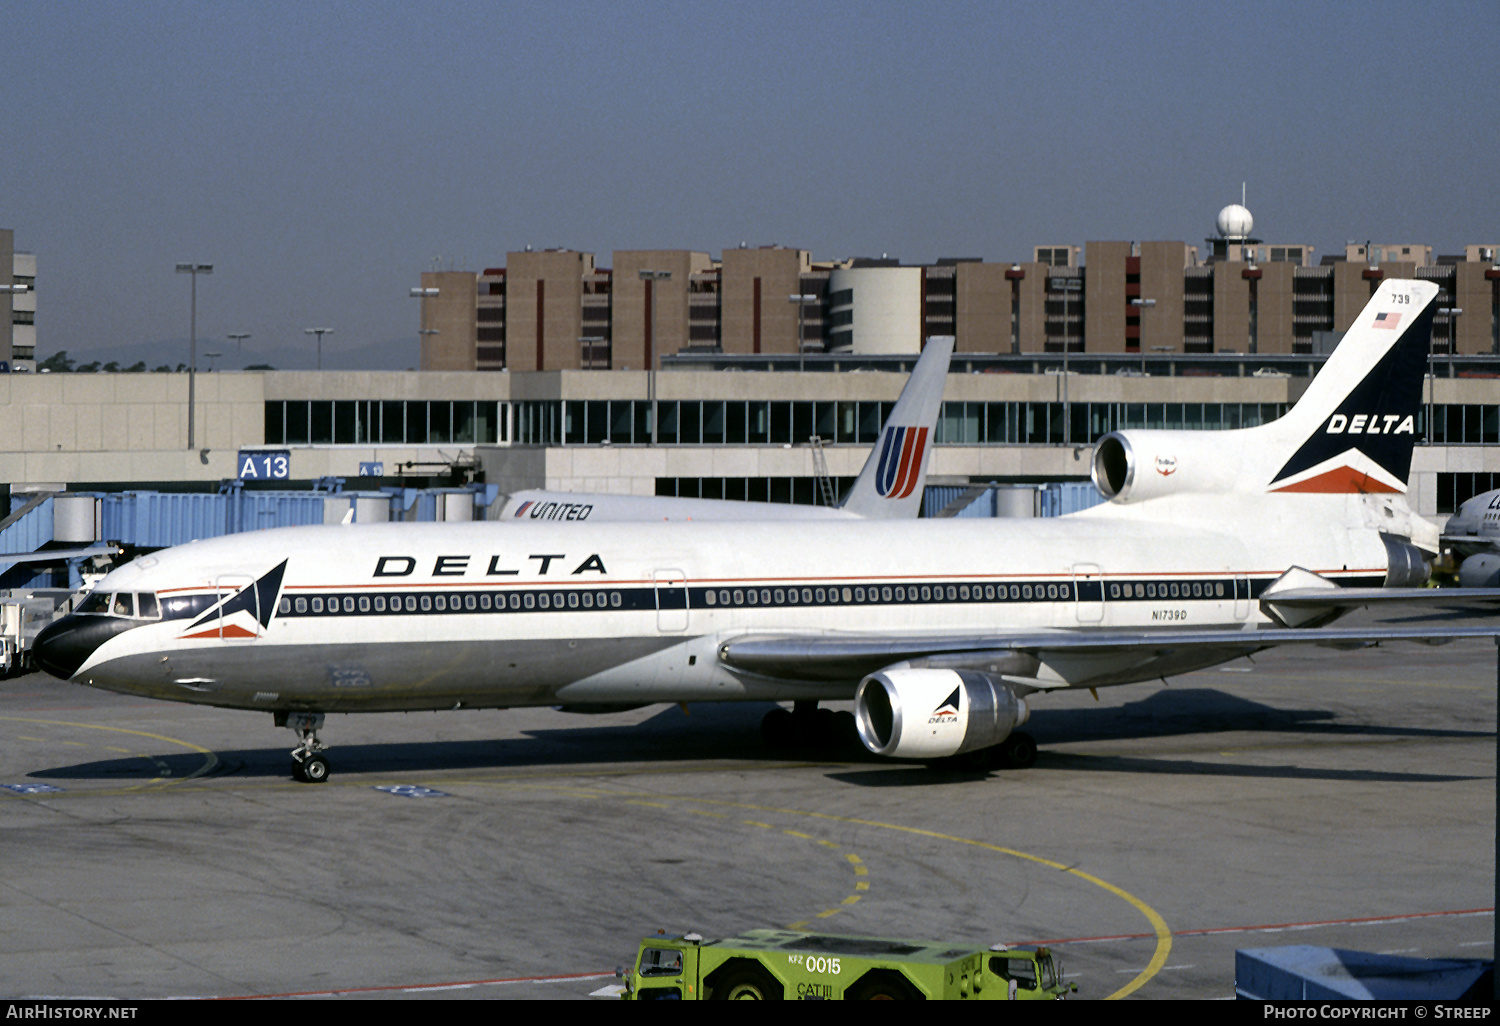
{"left": 34, "top": 280, "right": 1498, "bottom": 783}
{"left": 494, "top": 334, "right": 953, "bottom": 523}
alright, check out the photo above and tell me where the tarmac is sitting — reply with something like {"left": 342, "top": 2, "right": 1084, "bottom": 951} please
{"left": 1, "top": 627, "right": 1494, "bottom": 1000}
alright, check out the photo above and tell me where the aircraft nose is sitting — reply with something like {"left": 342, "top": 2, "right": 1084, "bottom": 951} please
{"left": 32, "top": 615, "right": 135, "bottom": 680}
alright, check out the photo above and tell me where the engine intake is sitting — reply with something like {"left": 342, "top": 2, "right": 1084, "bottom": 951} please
{"left": 1090, "top": 430, "right": 1242, "bottom": 504}
{"left": 854, "top": 668, "right": 1028, "bottom": 760}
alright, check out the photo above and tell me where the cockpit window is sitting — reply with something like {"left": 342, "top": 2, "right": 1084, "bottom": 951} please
{"left": 77, "top": 592, "right": 111, "bottom": 615}
{"left": 77, "top": 591, "right": 163, "bottom": 620}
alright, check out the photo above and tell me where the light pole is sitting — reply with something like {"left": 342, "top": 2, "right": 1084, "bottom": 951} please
{"left": 639, "top": 270, "right": 670, "bottom": 444}
{"left": 305, "top": 328, "right": 334, "bottom": 371}
{"left": 1130, "top": 297, "right": 1156, "bottom": 374}
{"left": 1429, "top": 306, "right": 1464, "bottom": 444}
{"left": 1443, "top": 307, "right": 1464, "bottom": 371}
{"left": 204, "top": 350, "right": 222, "bottom": 373}
{"left": 789, "top": 293, "right": 817, "bottom": 372}
{"left": 227, "top": 333, "right": 250, "bottom": 352}
{"left": 175, "top": 263, "right": 213, "bottom": 449}
{"left": 409, "top": 286, "right": 440, "bottom": 369}
{"left": 1051, "top": 276, "right": 1082, "bottom": 443}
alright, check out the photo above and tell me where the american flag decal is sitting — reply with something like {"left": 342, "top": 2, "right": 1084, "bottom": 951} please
{"left": 1374, "top": 312, "right": 1402, "bottom": 330}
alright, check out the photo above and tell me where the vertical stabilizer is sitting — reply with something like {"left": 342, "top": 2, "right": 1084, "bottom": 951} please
{"left": 840, "top": 336, "right": 954, "bottom": 518}
{"left": 1264, "top": 279, "right": 1438, "bottom": 494}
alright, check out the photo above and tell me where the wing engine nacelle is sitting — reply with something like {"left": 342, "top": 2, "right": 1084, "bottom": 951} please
{"left": 1091, "top": 430, "right": 1243, "bottom": 504}
{"left": 854, "top": 668, "right": 1029, "bottom": 760}
{"left": 1459, "top": 553, "right": 1500, "bottom": 588}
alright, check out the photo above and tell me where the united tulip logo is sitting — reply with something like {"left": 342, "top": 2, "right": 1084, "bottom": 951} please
{"left": 875, "top": 427, "right": 929, "bottom": 499}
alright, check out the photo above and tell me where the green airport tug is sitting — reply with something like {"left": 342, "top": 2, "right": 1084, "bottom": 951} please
{"left": 622, "top": 929, "right": 1076, "bottom": 1000}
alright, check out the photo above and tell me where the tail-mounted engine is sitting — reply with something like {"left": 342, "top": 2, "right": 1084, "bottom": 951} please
{"left": 1091, "top": 430, "right": 1243, "bottom": 504}
{"left": 854, "top": 668, "right": 1028, "bottom": 760}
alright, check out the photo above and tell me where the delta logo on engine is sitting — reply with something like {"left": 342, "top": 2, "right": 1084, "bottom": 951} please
{"left": 928, "top": 688, "right": 961, "bottom": 724}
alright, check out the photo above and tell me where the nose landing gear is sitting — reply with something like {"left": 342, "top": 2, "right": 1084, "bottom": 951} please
{"left": 276, "top": 711, "right": 331, "bottom": 783}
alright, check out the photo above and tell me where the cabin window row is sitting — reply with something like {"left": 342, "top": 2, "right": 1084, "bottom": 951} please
{"left": 1110, "top": 581, "right": 1226, "bottom": 600}
{"left": 270, "top": 578, "right": 1252, "bottom": 620}
{"left": 279, "top": 590, "right": 628, "bottom": 616}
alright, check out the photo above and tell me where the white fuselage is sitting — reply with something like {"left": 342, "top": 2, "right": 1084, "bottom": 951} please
{"left": 64, "top": 493, "right": 1389, "bottom": 714}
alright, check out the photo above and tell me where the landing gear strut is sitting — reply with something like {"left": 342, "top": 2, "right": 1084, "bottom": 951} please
{"left": 937, "top": 731, "right": 1038, "bottom": 772}
{"left": 277, "top": 711, "right": 331, "bottom": 783}
{"left": 761, "top": 701, "right": 858, "bottom": 751}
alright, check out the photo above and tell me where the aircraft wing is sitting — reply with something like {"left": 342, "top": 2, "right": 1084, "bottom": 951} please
{"left": 1263, "top": 587, "right": 1500, "bottom": 608}
{"left": 718, "top": 624, "right": 1500, "bottom": 688}
{"left": 1440, "top": 533, "right": 1496, "bottom": 557}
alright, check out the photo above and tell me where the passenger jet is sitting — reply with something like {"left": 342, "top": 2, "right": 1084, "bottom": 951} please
{"left": 34, "top": 280, "right": 1495, "bottom": 781}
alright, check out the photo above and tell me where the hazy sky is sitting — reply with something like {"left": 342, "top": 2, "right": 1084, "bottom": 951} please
{"left": 3, "top": 1, "right": 1495, "bottom": 369}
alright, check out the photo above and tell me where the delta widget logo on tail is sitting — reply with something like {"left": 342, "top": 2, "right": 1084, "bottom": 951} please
{"left": 1268, "top": 290, "right": 1434, "bottom": 495}
{"left": 875, "top": 426, "right": 929, "bottom": 499}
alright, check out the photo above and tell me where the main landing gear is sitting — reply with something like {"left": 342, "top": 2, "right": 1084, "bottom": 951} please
{"left": 761, "top": 701, "right": 859, "bottom": 752}
{"left": 939, "top": 732, "right": 1039, "bottom": 772}
{"left": 276, "top": 711, "right": 331, "bottom": 783}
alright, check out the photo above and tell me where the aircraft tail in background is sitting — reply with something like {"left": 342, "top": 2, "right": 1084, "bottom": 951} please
{"left": 840, "top": 335, "right": 953, "bottom": 518}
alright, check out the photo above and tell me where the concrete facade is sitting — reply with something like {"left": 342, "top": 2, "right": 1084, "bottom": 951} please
{"left": 719, "top": 246, "right": 810, "bottom": 358}
{"left": 418, "top": 271, "right": 479, "bottom": 372}
{"left": 611, "top": 250, "right": 713, "bottom": 371}
{"left": 503, "top": 250, "right": 593, "bottom": 373}
{"left": 1, "top": 366, "right": 1496, "bottom": 519}
{"left": 826, "top": 266, "right": 922, "bottom": 354}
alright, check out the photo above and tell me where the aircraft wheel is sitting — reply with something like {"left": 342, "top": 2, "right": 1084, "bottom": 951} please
{"left": 997, "top": 732, "right": 1038, "bottom": 769}
{"left": 847, "top": 970, "right": 923, "bottom": 1000}
{"left": 713, "top": 966, "right": 782, "bottom": 1000}
{"left": 291, "top": 758, "right": 307, "bottom": 782}
{"left": 300, "top": 753, "right": 331, "bottom": 783}
{"left": 761, "top": 708, "right": 795, "bottom": 749}
{"left": 948, "top": 746, "right": 999, "bottom": 772}
{"left": 831, "top": 710, "right": 859, "bottom": 749}
{"left": 793, "top": 707, "right": 836, "bottom": 748}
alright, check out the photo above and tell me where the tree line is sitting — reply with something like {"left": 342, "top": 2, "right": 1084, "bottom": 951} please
{"left": 35, "top": 352, "right": 273, "bottom": 372}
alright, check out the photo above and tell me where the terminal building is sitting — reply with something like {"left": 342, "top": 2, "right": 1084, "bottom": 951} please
{"left": 416, "top": 207, "right": 1499, "bottom": 371}
{"left": 1, "top": 228, "right": 37, "bottom": 372}
{"left": 2, "top": 209, "right": 1498, "bottom": 539}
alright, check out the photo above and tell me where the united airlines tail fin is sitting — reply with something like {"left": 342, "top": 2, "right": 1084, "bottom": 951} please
{"left": 839, "top": 335, "right": 954, "bottom": 518}
{"left": 1091, "top": 280, "right": 1439, "bottom": 505}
